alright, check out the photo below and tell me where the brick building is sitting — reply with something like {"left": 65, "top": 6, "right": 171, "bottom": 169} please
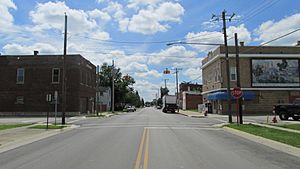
{"left": 202, "top": 42, "right": 300, "bottom": 115}
{"left": 179, "top": 83, "right": 202, "bottom": 110}
{"left": 0, "top": 53, "right": 96, "bottom": 116}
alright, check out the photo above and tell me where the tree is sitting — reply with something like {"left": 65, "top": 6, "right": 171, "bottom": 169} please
{"left": 160, "top": 87, "right": 169, "bottom": 98}
{"left": 98, "top": 63, "right": 136, "bottom": 110}
{"left": 141, "top": 98, "right": 145, "bottom": 107}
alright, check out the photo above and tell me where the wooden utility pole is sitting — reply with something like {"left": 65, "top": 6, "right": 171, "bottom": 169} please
{"left": 62, "top": 13, "right": 67, "bottom": 125}
{"left": 174, "top": 68, "right": 182, "bottom": 113}
{"left": 234, "top": 33, "right": 243, "bottom": 124}
{"left": 212, "top": 10, "right": 235, "bottom": 123}
{"left": 111, "top": 60, "right": 115, "bottom": 113}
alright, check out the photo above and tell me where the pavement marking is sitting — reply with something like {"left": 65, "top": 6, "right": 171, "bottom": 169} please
{"left": 134, "top": 128, "right": 147, "bottom": 169}
{"left": 143, "top": 128, "right": 149, "bottom": 169}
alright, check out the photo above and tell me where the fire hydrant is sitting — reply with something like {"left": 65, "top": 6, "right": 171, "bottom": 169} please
{"left": 272, "top": 116, "right": 278, "bottom": 123}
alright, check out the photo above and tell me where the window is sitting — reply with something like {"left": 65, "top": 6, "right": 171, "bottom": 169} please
{"left": 52, "top": 68, "right": 60, "bottom": 83}
{"left": 16, "top": 68, "right": 25, "bottom": 84}
{"left": 15, "top": 96, "right": 24, "bottom": 104}
{"left": 230, "top": 67, "right": 237, "bottom": 81}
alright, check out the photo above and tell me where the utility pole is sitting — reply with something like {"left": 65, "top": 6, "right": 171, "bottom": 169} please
{"left": 111, "top": 60, "right": 115, "bottom": 113}
{"left": 234, "top": 33, "right": 243, "bottom": 124}
{"left": 212, "top": 10, "right": 235, "bottom": 123}
{"left": 163, "top": 78, "right": 168, "bottom": 106}
{"left": 62, "top": 13, "right": 67, "bottom": 125}
{"left": 174, "top": 68, "right": 182, "bottom": 113}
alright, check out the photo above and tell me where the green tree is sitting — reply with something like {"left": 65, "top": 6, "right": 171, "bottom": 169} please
{"left": 98, "top": 63, "right": 136, "bottom": 110}
{"left": 160, "top": 87, "right": 169, "bottom": 98}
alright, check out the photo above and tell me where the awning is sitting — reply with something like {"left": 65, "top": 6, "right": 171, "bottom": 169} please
{"left": 207, "top": 91, "right": 255, "bottom": 101}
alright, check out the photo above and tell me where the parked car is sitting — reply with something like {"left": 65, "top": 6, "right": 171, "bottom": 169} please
{"left": 273, "top": 99, "right": 300, "bottom": 120}
{"left": 156, "top": 105, "right": 162, "bottom": 109}
{"left": 123, "top": 106, "right": 136, "bottom": 112}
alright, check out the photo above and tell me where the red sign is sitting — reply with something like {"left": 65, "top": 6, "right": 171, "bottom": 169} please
{"left": 163, "top": 70, "right": 170, "bottom": 74}
{"left": 231, "top": 87, "right": 243, "bottom": 99}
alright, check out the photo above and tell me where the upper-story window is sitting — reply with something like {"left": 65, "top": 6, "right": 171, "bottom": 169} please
{"left": 230, "top": 67, "right": 237, "bottom": 81}
{"left": 52, "top": 68, "right": 60, "bottom": 83}
{"left": 16, "top": 68, "right": 25, "bottom": 84}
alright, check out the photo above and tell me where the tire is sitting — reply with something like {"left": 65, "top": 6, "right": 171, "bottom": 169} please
{"left": 292, "top": 116, "right": 300, "bottom": 121}
{"left": 279, "top": 111, "right": 289, "bottom": 120}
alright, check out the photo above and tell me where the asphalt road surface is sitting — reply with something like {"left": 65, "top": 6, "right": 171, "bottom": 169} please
{"left": 1, "top": 107, "right": 300, "bottom": 169}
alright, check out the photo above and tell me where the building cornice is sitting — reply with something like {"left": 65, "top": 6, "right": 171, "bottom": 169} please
{"left": 201, "top": 54, "right": 300, "bottom": 69}
{"left": 202, "top": 87, "right": 300, "bottom": 95}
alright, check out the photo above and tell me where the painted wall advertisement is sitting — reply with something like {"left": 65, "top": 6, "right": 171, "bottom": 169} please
{"left": 251, "top": 59, "right": 300, "bottom": 87}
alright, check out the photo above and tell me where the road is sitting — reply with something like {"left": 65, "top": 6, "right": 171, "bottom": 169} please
{"left": 1, "top": 107, "right": 300, "bottom": 169}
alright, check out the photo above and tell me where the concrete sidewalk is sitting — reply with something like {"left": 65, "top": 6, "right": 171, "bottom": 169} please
{"left": 0, "top": 124, "right": 78, "bottom": 154}
{"left": 178, "top": 110, "right": 205, "bottom": 118}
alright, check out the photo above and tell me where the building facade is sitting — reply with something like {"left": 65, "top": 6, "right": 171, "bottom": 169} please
{"left": 0, "top": 53, "right": 96, "bottom": 116}
{"left": 179, "top": 83, "right": 202, "bottom": 110}
{"left": 202, "top": 42, "right": 300, "bottom": 115}
{"left": 96, "top": 87, "right": 111, "bottom": 112}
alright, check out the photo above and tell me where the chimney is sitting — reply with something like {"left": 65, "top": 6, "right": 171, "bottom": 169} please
{"left": 240, "top": 42, "right": 244, "bottom": 46}
{"left": 34, "top": 50, "right": 39, "bottom": 56}
{"left": 296, "top": 41, "right": 300, "bottom": 47}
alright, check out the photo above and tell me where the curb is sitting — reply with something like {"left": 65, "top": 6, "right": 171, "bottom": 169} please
{"left": 178, "top": 112, "right": 205, "bottom": 118}
{"left": 223, "top": 126, "right": 300, "bottom": 158}
{"left": 0, "top": 124, "right": 79, "bottom": 154}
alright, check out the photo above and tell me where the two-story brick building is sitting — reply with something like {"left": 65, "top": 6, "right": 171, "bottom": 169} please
{"left": 0, "top": 53, "right": 96, "bottom": 116}
{"left": 178, "top": 83, "right": 202, "bottom": 110}
{"left": 202, "top": 42, "right": 300, "bottom": 115}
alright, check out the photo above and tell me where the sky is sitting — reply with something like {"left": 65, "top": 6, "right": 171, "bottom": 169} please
{"left": 1, "top": 0, "right": 300, "bottom": 101}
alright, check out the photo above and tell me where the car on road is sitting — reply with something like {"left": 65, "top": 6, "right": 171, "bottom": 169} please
{"left": 156, "top": 105, "right": 162, "bottom": 109}
{"left": 273, "top": 99, "right": 300, "bottom": 120}
{"left": 123, "top": 106, "right": 136, "bottom": 112}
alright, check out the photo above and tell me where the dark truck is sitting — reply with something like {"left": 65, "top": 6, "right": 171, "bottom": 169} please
{"left": 273, "top": 99, "right": 300, "bottom": 120}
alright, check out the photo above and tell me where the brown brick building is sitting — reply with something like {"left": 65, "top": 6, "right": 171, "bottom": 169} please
{"left": 202, "top": 42, "right": 300, "bottom": 115}
{"left": 179, "top": 83, "right": 202, "bottom": 110}
{"left": 0, "top": 53, "right": 96, "bottom": 116}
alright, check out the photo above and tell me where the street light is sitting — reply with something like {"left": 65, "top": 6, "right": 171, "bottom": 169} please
{"left": 166, "top": 41, "right": 222, "bottom": 46}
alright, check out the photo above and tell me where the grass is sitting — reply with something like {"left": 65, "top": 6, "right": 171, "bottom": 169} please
{"left": 275, "top": 124, "right": 300, "bottom": 131}
{"left": 30, "top": 124, "right": 67, "bottom": 129}
{"left": 226, "top": 123, "right": 300, "bottom": 148}
{"left": 0, "top": 124, "right": 32, "bottom": 131}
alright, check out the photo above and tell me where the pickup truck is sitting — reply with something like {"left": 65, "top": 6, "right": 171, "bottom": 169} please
{"left": 273, "top": 101, "right": 300, "bottom": 121}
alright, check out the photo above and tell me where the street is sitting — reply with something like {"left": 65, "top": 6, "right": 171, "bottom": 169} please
{"left": 1, "top": 107, "right": 300, "bottom": 169}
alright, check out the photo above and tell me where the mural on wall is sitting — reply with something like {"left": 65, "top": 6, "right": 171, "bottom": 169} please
{"left": 252, "top": 59, "right": 300, "bottom": 87}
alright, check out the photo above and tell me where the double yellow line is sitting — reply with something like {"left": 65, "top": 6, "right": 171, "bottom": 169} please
{"left": 134, "top": 128, "right": 150, "bottom": 169}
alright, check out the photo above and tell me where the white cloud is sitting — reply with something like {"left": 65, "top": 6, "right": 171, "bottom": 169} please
{"left": 148, "top": 46, "right": 200, "bottom": 67}
{"left": 134, "top": 69, "right": 162, "bottom": 78}
{"left": 133, "top": 80, "right": 160, "bottom": 101}
{"left": 120, "top": 2, "right": 184, "bottom": 34}
{"left": 255, "top": 13, "right": 300, "bottom": 45}
{"left": 184, "top": 67, "right": 202, "bottom": 80}
{"left": 186, "top": 24, "right": 251, "bottom": 52}
{"left": 0, "top": 0, "right": 17, "bottom": 32}
{"left": 88, "top": 9, "right": 111, "bottom": 22}
{"left": 29, "top": 1, "right": 97, "bottom": 33}
{"left": 2, "top": 43, "right": 58, "bottom": 55}
{"left": 127, "top": 0, "right": 162, "bottom": 9}
{"left": 104, "top": 1, "right": 126, "bottom": 20}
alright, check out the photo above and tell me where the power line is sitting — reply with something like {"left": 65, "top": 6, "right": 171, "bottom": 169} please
{"left": 235, "top": 0, "right": 281, "bottom": 25}
{"left": 240, "top": 27, "right": 300, "bottom": 54}
{"left": 70, "top": 32, "right": 225, "bottom": 45}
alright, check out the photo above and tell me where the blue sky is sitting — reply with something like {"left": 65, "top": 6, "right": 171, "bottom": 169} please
{"left": 1, "top": 0, "right": 300, "bottom": 101}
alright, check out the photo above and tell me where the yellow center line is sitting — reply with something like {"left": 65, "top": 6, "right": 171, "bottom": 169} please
{"left": 134, "top": 128, "right": 147, "bottom": 169}
{"left": 143, "top": 128, "right": 149, "bottom": 169}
